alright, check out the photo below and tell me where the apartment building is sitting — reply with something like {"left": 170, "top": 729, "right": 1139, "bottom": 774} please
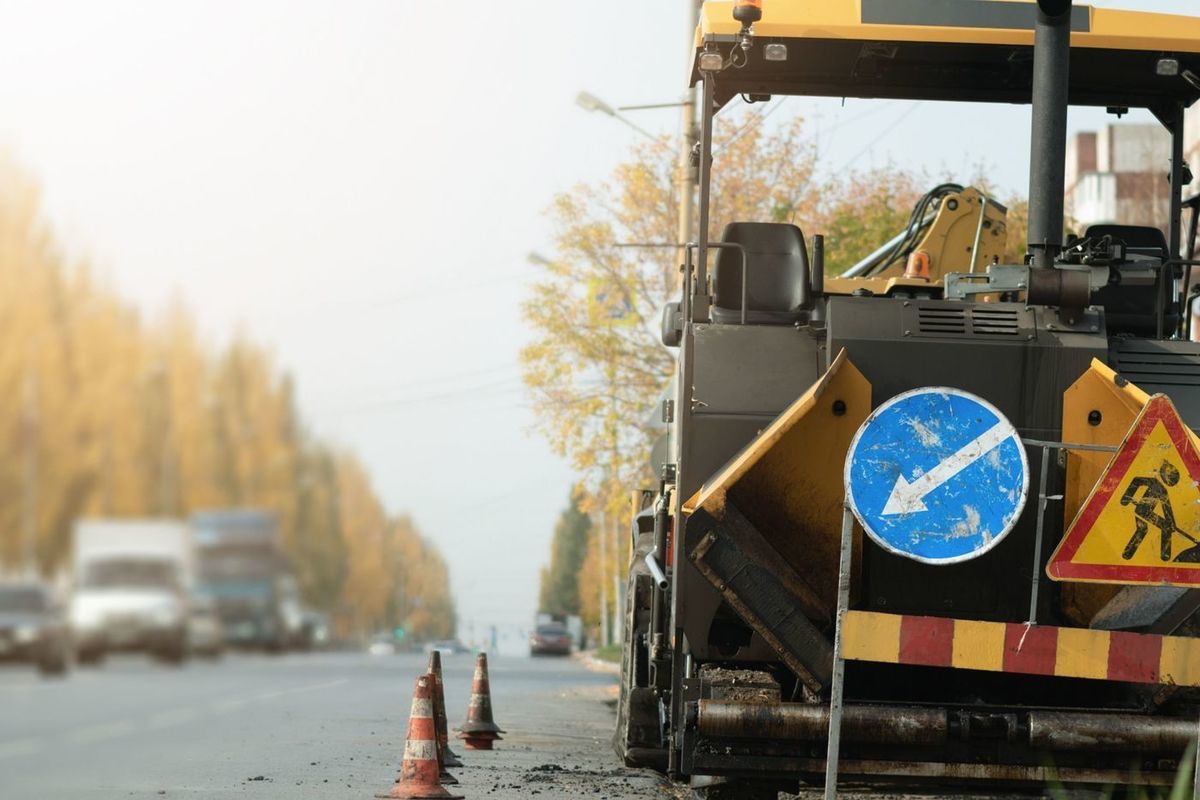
{"left": 1065, "top": 109, "right": 1200, "bottom": 234}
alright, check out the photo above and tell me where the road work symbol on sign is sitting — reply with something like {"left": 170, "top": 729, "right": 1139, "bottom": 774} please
{"left": 1048, "top": 394, "right": 1200, "bottom": 586}
{"left": 845, "top": 387, "right": 1028, "bottom": 565}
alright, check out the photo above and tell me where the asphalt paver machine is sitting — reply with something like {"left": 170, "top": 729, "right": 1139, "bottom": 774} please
{"left": 614, "top": 0, "right": 1200, "bottom": 793}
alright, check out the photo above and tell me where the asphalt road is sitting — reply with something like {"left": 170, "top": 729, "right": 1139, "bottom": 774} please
{"left": 0, "top": 650, "right": 672, "bottom": 800}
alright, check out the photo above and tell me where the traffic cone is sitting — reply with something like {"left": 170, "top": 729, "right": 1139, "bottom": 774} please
{"left": 376, "top": 675, "right": 463, "bottom": 800}
{"left": 426, "top": 654, "right": 459, "bottom": 785}
{"left": 427, "top": 651, "right": 464, "bottom": 769}
{"left": 457, "top": 653, "right": 505, "bottom": 750}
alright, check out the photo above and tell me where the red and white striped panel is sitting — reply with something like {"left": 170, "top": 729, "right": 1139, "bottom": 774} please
{"left": 842, "top": 611, "right": 1200, "bottom": 686}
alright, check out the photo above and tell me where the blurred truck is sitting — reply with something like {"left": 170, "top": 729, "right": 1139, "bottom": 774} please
{"left": 191, "top": 510, "right": 301, "bottom": 651}
{"left": 70, "top": 519, "right": 192, "bottom": 664}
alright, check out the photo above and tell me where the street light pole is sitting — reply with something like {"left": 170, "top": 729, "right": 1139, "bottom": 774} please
{"left": 598, "top": 505, "right": 610, "bottom": 647}
{"left": 678, "top": 0, "right": 702, "bottom": 281}
{"left": 677, "top": 89, "right": 698, "bottom": 284}
{"left": 21, "top": 367, "right": 39, "bottom": 575}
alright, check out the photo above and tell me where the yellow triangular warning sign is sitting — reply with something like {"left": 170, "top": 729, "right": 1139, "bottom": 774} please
{"left": 1048, "top": 394, "right": 1200, "bottom": 586}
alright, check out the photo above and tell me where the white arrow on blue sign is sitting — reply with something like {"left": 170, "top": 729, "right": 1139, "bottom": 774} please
{"left": 844, "top": 387, "right": 1029, "bottom": 565}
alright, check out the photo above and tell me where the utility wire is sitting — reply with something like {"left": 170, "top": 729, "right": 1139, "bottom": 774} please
{"left": 264, "top": 273, "right": 529, "bottom": 319}
{"left": 714, "top": 97, "right": 791, "bottom": 157}
{"left": 816, "top": 100, "right": 899, "bottom": 160}
{"left": 338, "top": 377, "right": 523, "bottom": 414}
{"left": 830, "top": 102, "right": 923, "bottom": 175}
{"left": 331, "top": 362, "right": 520, "bottom": 402}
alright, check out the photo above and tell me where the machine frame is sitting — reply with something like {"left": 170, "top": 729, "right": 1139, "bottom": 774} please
{"left": 617, "top": 1, "right": 1200, "bottom": 793}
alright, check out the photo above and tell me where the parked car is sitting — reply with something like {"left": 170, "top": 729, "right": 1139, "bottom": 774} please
{"left": 187, "top": 594, "right": 224, "bottom": 659}
{"left": 529, "top": 623, "right": 572, "bottom": 656}
{"left": 297, "top": 611, "right": 330, "bottom": 651}
{"left": 424, "top": 639, "right": 468, "bottom": 656}
{"left": 0, "top": 580, "right": 70, "bottom": 676}
{"left": 367, "top": 632, "right": 396, "bottom": 656}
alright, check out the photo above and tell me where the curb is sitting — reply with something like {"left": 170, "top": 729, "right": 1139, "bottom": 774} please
{"left": 574, "top": 649, "right": 620, "bottom": 675}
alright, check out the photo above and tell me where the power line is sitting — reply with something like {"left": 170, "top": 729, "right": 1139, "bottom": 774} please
{"left": 830, "top": 102, "right": 924, "bottom": 174}
{"left": 817, "top": 100, "right": 900, "bottom": 159}
{"left": 458, "top": 474, "right": 570, "bottom": 512}
{"left": 338, "top": 378, "right": 524, "bottom": 414}
{"left": 346, "top": 362, "right": 520, "bottom": 399}
{"left": 309, "top": 362, "right": 523, "bottom": 415}
{"left": 262, "top": 273, "right": 529, "bottom": 320}
{"left": 713, "top": 97, "right": 791, "bottom": 157}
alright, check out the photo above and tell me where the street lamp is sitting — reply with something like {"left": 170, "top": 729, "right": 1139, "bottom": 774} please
{"left": 575, "top": 91, "right": 616, "bottom": 117}
{"left": 576, "top": 89, "right": 698, "bottom": 280}
{"left": 575, "top": 91, "right": 670, "bottom": 149}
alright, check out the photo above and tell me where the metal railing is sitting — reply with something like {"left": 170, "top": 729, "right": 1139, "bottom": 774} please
{"left": 823, "top": 434, "right": 1124, "bottom": 797}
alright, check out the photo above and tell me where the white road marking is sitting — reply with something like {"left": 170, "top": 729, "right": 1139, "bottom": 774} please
{"left": 255, "top": 678, "right": 348, "bottom": 702}
{"left": 0, "top": 673, "right": 96, "bottom": 693}
{"left": 209, "top": 696, "right": 251, "bottom": 714}
{"left": 0, "top": 737, "right": 43, "bottom": 761}
{"left": 882, "top": 421, "right": 1012, "bottom": 515}
{"left": 147, "top": 706, "right": 200, "bottom": 730}
{"left": 69, "top": 718, "right": 138, "bottom": 744}
{"left": 0, "top": 676, "right": 350, "bottom": 756}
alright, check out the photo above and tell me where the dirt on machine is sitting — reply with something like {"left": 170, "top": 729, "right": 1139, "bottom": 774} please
{"left": 613, "top": 0, "right": 1200, "bottom": 795}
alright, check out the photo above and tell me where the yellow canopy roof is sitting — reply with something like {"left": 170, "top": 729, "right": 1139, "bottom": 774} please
{"left": 693, "top": 1, "right": 1200, "bottom": 108}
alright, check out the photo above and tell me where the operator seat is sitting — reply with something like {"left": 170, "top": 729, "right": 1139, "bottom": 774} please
{"left": 711, "top": 222, "right": 809, "bottom": 325}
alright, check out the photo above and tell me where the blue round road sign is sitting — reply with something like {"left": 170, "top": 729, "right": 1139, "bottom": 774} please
{"left": 844, "top": 387, "right": 1029, "bottom": 565}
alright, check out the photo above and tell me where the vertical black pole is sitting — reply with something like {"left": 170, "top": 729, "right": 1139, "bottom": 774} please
{"left": 1170, "top": 109, "right": 1185, "bottom": 264}
{"left": 1166, "top": 105, "right": 1185, "bottom": 338}
{"left": 810, "top": 235, "right": 826, "bottom": 325}
{"left": 1188, "top": 199, "right": 1199, "bottom": 263}
{"left": 694, "top": 70, "right": 715, "bottom": 321}
{"left": 823, "top": 505, "right": 855, "bottom": 800}
{"left": 1027, "top": 0, "right": 1073, "bottom": 269}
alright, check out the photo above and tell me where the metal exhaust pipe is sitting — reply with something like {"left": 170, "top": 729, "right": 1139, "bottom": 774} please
{"left": 644, "top": 551, "right": 669, "bottom": 590}
{"left": 696, "top": 700, "right": 1196, "bottom": 756}
{"left": 1027, "top": 0, "right": 1073, "bottom": 269}
{"left": 1028, "top": 711, "right": 1198, "bottom": 754}
{"left": 696, "top": 701, "right": 949, "bottom": 746}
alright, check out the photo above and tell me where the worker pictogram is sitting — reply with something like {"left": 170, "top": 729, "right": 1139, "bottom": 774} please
{"left": 844, "top": 387, "right": 1029, "bottom": 565}
{"left": 1048, "top": 394, "right": 1200, "bottom": 585}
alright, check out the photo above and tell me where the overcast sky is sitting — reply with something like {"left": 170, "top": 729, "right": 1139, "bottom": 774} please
{"left": 0, "top": 0, "right": 1195, "bottom": 638}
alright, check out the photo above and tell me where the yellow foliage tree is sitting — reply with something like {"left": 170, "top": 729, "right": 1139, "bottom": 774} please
{"left": 521, "top": 113, "right": 1029, "bottom": 632}
{"left": 0, "top": 156, "right": 454, "bottom": 639}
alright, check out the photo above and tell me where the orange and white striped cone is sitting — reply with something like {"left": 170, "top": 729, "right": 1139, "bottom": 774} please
{"left": 427, "top": 651, "right": 464, "bottom": 769}
{"left": 456, "top": 652, "right": 504, "bottom": 751}
{"left": 428, "top": 656, "right": 459, "bottom": 786}
{"left": 376, "top": 675, "right": 463, "bottom": 800}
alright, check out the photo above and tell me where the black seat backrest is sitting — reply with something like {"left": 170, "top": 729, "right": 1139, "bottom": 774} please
{"left": 712, "top": 222, "right": 809, "bottom": 325}
{"left": 1083, "top": 225, "right": 1169, "bottom": 259}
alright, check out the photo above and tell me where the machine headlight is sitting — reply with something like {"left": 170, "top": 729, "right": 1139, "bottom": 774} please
{"left": 14, "top": 624, "right": 39, "bottom": 644}
{"left": 698, "top": 51, "right": 724, "bottom": 72}
{"left": 152, "top": 604, "right": 181, "bottom": 627}
{"left": 70, "top": 602, "right": 100, "bottom": 630}
{"left": 1157, "top": 57, "right": 1181, "bottom": 77}
{"left": 763, "top": 43, "right": 788, "bottom": 62}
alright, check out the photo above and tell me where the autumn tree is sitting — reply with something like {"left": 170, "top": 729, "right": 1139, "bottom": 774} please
{"left": 520, "top": 117, "right": 958, "bottom": 497}
{"left": 0, "top": 156, "right": 454, "bottom": 639}
{"left": 818, "top": 169, "right": 927, "bottom": 274}
{"left": 538, "top": 491, "right": 591, "bottom": 618}
{"left": 522, "top": 111, "right": 1031, "bottom": 633}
